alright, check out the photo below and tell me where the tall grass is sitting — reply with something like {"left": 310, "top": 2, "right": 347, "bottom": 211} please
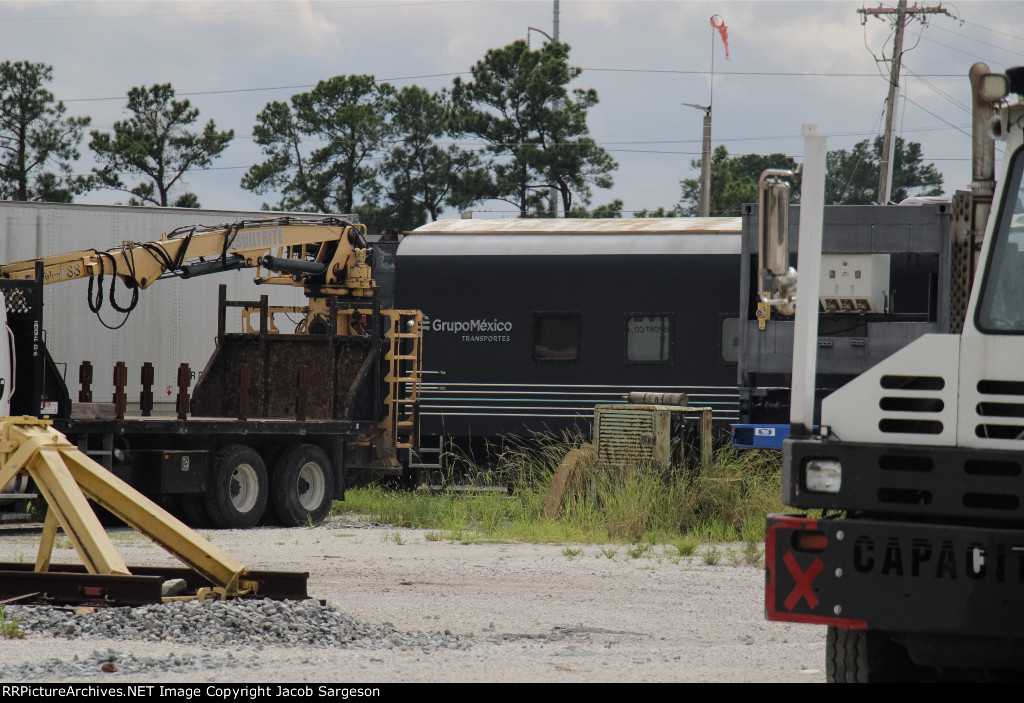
{"left": 334, "top": 433, "right": 784, "bottom": 545}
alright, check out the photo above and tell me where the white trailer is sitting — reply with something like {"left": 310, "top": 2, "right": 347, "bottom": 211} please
{"left": 0, "top": 201, "right": 322, "bottom": 413}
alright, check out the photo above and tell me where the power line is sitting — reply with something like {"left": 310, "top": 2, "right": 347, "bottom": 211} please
{"left": 919, "top": 31, "right": 1014, "bottom": 64}
{"left": 63, "top": 73, "right": 468, "bottom": 103}
{"left": 160, "top": 119, "right": 973, "bottom": 168}
{"left": 63, "top": 69, "right": 976, "bottom": 104}
{"left": 581, "top": 67, "right": 962, "bottom": 77}
{"left": 596, "top": 123, "right": 970, "bottom": 145}
{"left": 901, "top": 92, "right": 972, "bottom": 140}
{"left": 905, "top": 66, "right": 972, "bottom": 114}
{"left": 927, "top": 20, "right": 1024, "bottom": 60}
{"left": 957, "top": 16, "right": 1024, "bottom": 44}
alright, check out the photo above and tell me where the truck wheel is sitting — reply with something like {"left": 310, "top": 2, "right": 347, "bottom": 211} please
{"left": 826, "top": 627, "right": 916, "bottom": 682}
{"left": 271, "top": 444, "right": 334, "bottom": 527}
{"left": 204, "top": 444, "right": 268, "bottom": 529}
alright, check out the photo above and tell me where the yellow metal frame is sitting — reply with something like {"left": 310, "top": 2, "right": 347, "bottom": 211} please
{"left": 0, "top": 417, "right": 256, "bottom": 599}
{"left": 238, "top": 304, "right": 369, "bottom": 337}
{"left": 379, "top": 310, "right": 423, "bottom": 451}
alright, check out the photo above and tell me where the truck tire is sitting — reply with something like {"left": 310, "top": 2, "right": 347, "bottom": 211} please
{"left": 204, "top": 444, "right": 268, "bottom": 529}
{"left": 826, "top": 627, "right": 916, "bottom": 682}
{"left": 271, "top": 444, "right": 334, "bottom": 527}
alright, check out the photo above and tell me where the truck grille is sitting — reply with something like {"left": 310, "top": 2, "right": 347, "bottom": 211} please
{"left": 974, "top": 380, "right": 1024, "bottom": 441}
{"left": 877, "top": 374, "right": 947, "bottom": 435}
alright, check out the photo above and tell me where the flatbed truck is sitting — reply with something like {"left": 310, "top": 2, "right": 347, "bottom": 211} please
{"left": 0, "top": 216, "right": 422, "bottom": 529}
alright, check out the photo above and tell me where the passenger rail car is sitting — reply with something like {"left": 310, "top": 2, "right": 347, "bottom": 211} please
{"left": 395, "top": 218, "right": 743, "bottom": 452}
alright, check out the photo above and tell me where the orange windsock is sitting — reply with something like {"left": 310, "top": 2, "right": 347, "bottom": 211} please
{"left": 711, "top": 15, "right": 729, "bottom": 60}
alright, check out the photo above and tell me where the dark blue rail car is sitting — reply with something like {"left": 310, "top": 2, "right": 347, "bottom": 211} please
{"left": 394, "top": 218, "right": 743, "bottom": 451}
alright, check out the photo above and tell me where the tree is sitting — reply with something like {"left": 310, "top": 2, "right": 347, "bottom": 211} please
{"left": 566, "top": 199, "right": 623, "bottom": 218}
{"left": 451, "top": 40, "right": 616, "bottom": 216}
{"left": 242, "top": 75, "right": 394, "bottom": 214}
{"left": 678, "top": 146, "right": 800, "bottom": 217}
{"left": 0, "top": 61, "right": 91, "bottom": 202}
{"left": 90, "top": 83, "right": 233, "bottom": 207}
{"left": 375, "top": 86, "right": 478, "bottom": 232}
{"left": 825, "top": 136, "right": 942, "bottom": 204}
{"left": 634, "top": 206, "right": 679, "bottom": 218}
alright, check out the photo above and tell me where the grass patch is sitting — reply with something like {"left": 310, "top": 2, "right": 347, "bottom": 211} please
{"left": 703, "top": 546, "right": 723, "bottom": 566}
{"left": 332, "top": 435, "right": 783, "bottom": 550}
{"left": 627, "top": 543, "right": 650, "bottom": 560}
{"left": 0, "top": 607, "right": 25, "bottom": 639}
{"left": 562, "top": 547, "right": 583, "bottom": 559}
{"left": 672, "top": 535, "right": 700, "bottom": 556}
{"left": 743, "top": 539, "right": 764, "bottom": 567}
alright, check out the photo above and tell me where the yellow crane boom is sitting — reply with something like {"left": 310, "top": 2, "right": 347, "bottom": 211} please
{"left": 0, "top": 216, "right": 375, "bottom": 300}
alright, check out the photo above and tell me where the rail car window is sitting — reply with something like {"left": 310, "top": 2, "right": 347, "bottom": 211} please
{"left": 626, "top": 315, "right": 672, "bottom": 363}
{"left": 721, "top": 316, "right": 739, "bottom": 363}
{"left": 533, "top": 313, "right": 581, "bottom": 361}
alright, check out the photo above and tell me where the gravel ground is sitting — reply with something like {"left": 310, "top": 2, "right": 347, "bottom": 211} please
{"left": 0, "top": 518, "right": 826, "bottom": 683}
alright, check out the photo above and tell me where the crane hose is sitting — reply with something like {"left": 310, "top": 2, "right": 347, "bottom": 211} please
{"left": 87, "top": 249, "right": 139, "bottom": 330}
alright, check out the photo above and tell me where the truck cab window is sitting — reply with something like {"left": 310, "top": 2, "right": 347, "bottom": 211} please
{"left": 978, "top": 149, "right": 1024, "bottom": 332}
{"left": 533, "top": 313, "right": 580, "bottom": 361}
{"left": 626, "top": 314, "right": 672, "bottom": 363}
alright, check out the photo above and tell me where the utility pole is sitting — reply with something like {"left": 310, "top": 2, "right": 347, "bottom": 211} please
{"left": 551, "top": 0, "right": 560, "bottom": 217}
{"left": 683, "top": 103, "right": 712, "bottom": 217}
{"left": 689, "top": 15, "right": 727, "bottom": 218}
{"left": 859, "top": 1, "right": 952, "bottom": 204}
{"left": 528, "top": 0, "right": 561, "bottom": 217}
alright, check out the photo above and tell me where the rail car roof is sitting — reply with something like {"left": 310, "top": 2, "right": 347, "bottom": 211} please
{"left": 400, "top": 217, "right": 742, "bottom": 256}
{"left": 407, "top": 217, "right": 740, "bottom": 235}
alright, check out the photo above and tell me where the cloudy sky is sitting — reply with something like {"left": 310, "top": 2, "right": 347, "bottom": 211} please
{"left": 5, "top": 0, "right": 1024, "bottom": 217}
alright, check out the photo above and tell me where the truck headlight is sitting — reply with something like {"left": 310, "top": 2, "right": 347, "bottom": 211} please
{"left": 805, "top": 459, "right": 842, "bottom": 493}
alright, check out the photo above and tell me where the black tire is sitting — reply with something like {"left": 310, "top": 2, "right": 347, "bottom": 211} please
{"left": 256, "top": 445, "right": 287, "bottom": 525}
{"left": 204, "top": 444, "right": 268, "bottom": 529}
{"left": 826, "top": 627, "right": 916, "bottom": 682}
{"left": 271, "top": 444, "right": 335, "bottom": 527}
